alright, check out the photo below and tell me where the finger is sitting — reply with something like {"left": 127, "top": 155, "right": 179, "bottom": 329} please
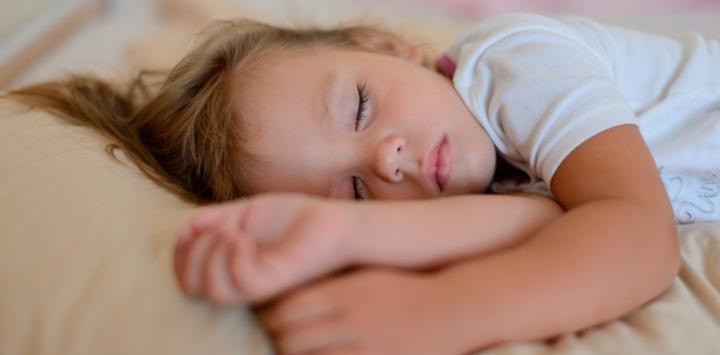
{"left": 203, "top": 238, "right": 245, "bottom": 305}
{"left": 174, "top": 210, "right": 226, "bottom": 291}
{"left": 174, "top": 209, "right": 227, "bottom": 259}
{"left": 275, "top": 315, "right": 353, "bottom": 355}
{"left": 181, "top": 233, "right": 216, "bottom": 296}
{"left": 232, "top": 235, "right": 324, "bottom": 305}
{"left": 265, "top": 290, "right": 336, "bottom": 331}
{"left": 228, "top": 230, "right": 300, "bottom": 304}
{"left": 228, "top": 231, "right": 269, "bottom": 302}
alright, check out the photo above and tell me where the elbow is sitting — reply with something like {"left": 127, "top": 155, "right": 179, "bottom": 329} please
{"left": 647, "top": 220, "right": 681, "bottom": 297}
{"left": 628, "top": 221, "right": 680, "bottom": 311}
{"left": 639, "top": 201, "right": 681, "bottom": 292}
{"left": 629, "top": 204, "right": 681, "bottom": 299}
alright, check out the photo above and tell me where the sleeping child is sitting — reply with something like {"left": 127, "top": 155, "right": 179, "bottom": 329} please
{"left": 8, "top": 12, "right": 720, "bottom": 354}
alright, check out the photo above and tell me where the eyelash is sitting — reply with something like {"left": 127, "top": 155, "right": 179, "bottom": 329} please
{"left": 355, "top": 83, "right": 369, "bottom": 131}
{"left": 353, "top": 83, "right": 370, "bottom": 200}
{"left": 352, "top": 176, "right": 368, "bottom": 200}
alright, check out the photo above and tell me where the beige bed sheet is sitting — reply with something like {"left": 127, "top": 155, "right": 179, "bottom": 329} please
{"left": 2, "top": 1, "right": 720, "bottom": 354}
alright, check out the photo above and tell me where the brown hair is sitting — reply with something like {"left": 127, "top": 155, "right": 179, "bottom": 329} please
{"left": 3, "top": 19, "right": 432, "bottom": 204}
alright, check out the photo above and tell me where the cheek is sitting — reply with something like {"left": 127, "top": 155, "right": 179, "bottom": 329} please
{"left": 376, "top": 72, "right": 450, "bottom": 129}
{"left": 388, "top": 88, "right": 436, "bottom": 121}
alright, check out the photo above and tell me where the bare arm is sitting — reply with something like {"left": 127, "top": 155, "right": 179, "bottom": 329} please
{"left": 429, "top": 199, "right": 679, "bottom": 351}
{"left": 173, "top": 191, "right": 562, "bottom": 305}
{"left": 422, "top": 125, "right": 681, "bottom": 351}
{"left": 256, "top": 198, "right": 680, "bottom": 355}
{"left": 343, "top": 192, "right": 563, "bottom": 269}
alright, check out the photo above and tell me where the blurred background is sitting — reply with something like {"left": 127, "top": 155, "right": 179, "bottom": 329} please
{"left": 1, "top": 0, "right": 719, "bottom": 90}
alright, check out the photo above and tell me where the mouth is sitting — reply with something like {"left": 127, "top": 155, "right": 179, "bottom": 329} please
{"left": 425, "top": 135, "right": 451, "bottom": 193}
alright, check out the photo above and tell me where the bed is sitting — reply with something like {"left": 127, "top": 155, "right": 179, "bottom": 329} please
{"left": 1, "top": 0, "right": 719, "bottom": 354}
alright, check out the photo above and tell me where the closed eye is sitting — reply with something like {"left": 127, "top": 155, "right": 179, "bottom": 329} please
{"left": 351, "top": 83, "right": 371, "bottom": 200}
{"left": 352, "top": 83, "right": 370, "bottom": 200}
{"left": 355, "top": 83, "right": 369, "bottom": 131}
{"left": 352, "top": 176, "right": 369, "bottom": 200}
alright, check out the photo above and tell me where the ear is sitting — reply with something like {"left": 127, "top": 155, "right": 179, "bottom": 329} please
{"left": 348, "top": 28, "right": 424, "bottom": 65}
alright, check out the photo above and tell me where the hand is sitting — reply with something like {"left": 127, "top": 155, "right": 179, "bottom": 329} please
{"left": 173, "top": 193, "right": 354, "bottom": 305}
{"left": 259, "top": 268, "right": 465, "bottom": 355}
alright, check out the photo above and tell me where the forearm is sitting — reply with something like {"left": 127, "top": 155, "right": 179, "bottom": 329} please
{"left": 343, "top": 193, "right": 563, "bottom": 269}
{"left": 431, "top": 199, "right": 680, "bottom": 351}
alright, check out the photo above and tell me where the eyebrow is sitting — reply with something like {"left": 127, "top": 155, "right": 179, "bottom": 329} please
{"left": 320, "top": 71, "right": 338, "bottom": 128}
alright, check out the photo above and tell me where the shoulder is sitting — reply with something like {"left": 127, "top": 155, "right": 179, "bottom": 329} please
{"left": 443, "top": 14, "right": 614, "bottom": 88}
{"left": 449, "top": 13, "right": 602, "bottom": 51}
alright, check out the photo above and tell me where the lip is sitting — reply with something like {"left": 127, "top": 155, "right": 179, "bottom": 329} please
{"left": 435, "top": 136, "right": 451, "bottom": 192}
{"left": 424, "top": 135, "right": 451, "bottom": 193}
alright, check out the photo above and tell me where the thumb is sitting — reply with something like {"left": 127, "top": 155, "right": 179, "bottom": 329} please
{"left": 229, "top": 231, "right": 324, "bottom": 303}
{"left": 228, "top": 232, "right": 296, "bottom": 303}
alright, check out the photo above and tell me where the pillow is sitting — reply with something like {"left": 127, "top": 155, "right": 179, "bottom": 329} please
{"left": 3, "top": 98, "right": 720, "bottom": 355}
{"left": 0, "top": 100, "right": 272, "bottom": 355}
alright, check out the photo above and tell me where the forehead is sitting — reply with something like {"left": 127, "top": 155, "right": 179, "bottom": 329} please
{"left": 249, "top": 45, "right": 345, "bottom": 79}
{"left": 236, "top": 47, "right": 339, "bottom": 117}
{"left": 232, "top": 47, "right": 346, "bottom": 196}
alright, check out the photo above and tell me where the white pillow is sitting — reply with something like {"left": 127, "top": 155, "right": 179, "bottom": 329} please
{"left": 0, "top": 100, "right": 272, "bottom": 355}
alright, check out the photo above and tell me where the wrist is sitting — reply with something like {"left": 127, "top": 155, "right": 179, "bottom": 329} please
{"left": 333, "top": 201, "right": 378, "bottom": 266}
{"left": 315, "top": 199, "right": 362, "bottom": 268}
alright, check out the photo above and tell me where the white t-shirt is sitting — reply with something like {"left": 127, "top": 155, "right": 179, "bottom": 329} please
{"left": 438, "top": 13, "right": 720, "bottom": 224}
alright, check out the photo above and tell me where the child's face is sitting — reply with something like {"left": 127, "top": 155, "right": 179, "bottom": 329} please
{"left": 235, "top": 46, "right": 496, "bottom": 200}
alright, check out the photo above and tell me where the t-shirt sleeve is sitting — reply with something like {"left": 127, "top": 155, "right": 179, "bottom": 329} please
{"left": 450, "top": 14, "right": 638, "bottom": 188}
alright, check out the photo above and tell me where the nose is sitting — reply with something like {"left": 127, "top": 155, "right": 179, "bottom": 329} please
{"left": 373, "top": 135, "right": 406, "bottom": 183}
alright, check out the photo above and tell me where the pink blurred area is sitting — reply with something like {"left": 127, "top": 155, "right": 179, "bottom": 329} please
{"left": 391, "top": 0, "right": 720, "bottom": 17}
